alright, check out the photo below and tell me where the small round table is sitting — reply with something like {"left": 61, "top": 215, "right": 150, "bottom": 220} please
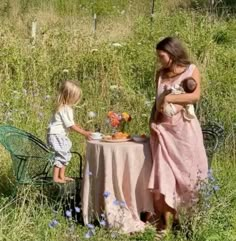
{"left": 82, "top": 139, "right": 154, "bottom": 233}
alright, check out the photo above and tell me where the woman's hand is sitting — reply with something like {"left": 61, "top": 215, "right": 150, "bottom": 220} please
{"left": 156, "top": 89, "right": 171, "bottom": 112}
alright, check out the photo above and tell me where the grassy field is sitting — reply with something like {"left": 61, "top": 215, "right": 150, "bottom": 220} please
{"left": 0, "top": 0, "right": 235, "bottom": 240}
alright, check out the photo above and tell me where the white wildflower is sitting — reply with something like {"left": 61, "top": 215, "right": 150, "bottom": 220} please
{"left": 44, "top": 95, "right": 51, "bottom": 100}
{"left": 22, "top": 89, "right": 27, "bottom": 95}
{"left": 109, "top": 85, "right": 118, "bottom": 90}
{"left": 88, "top": 111, "right": 96, "bottom": 118}
{"left": 145, "top": 100, "right": 152, "bottom": 107}
{"left": 112, "top": 43, "right": 122, "bottom": 48}
{"left": 62, "top": 69, "right": 69, "bottom": 73}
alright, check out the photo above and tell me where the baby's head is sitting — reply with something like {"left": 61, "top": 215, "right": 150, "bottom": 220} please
{"left": 180, "top": 77, "right": 197, "bottom": 93}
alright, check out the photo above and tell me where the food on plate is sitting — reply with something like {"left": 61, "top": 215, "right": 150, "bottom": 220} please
{"left": 112, "top": 132, "right": 130, "bottom": 139}
{"left": 103, "top": 135, "right": 112, "bottom": 140}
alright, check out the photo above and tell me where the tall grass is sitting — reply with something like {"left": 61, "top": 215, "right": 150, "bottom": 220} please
{"left": 0, "top": 0, "right": 235, "bottom": 240}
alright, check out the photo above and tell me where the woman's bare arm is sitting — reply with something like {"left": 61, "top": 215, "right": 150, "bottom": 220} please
{"left": 164, "top": 67, "right": 201, "bottom": 105}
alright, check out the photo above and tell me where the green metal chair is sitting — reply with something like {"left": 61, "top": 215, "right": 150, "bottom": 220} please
{"left": 0, "top": 125, "right": 83, "bottom": 199}
{"left": 202, "top": 122, "right": 224, "bottom": 167}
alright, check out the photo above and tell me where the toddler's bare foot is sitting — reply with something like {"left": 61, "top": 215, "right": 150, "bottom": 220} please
{"left": 65, "top": 177, "right": 74, "bottom": 182}
{"left": 53, "top": 177, "right": 66, "bottom": 183}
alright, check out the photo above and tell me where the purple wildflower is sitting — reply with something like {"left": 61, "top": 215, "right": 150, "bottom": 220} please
{"left": 213, "top": 185, "right": 220, "bottom": 191}
{"left": 103, "top": 191, "right": 110, "bottom": 198}
{"left": 75, "top": 207, "right": 81, "bottom": 213}
{"left": 48, "top": 219, "right": 59, "bottom": 228}
{"left": 85, "top": 230, "right": 95, "bottom": 239}
{"left": 86, "top": 170, "right": 92, "bottom": 176}
{"left": 87, "top": 223, "right": 95, "bottom": 229}
{"left": 65, "top": 210, "right": 72, "bottom": 218}
{"left": 99, "top": 220, "right": 106, "bottom": 227}
{"left": 113, "top": 200, "right": 120, "bottom": 206}
{"left": 119, "top": 201, "right": 126, "bottom": 207}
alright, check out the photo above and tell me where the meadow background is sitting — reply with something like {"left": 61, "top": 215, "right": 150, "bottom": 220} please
{"left": 0, "top": 0, "right": 235, "bottom": 240}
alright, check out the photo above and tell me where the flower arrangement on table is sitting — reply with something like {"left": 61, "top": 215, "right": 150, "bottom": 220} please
{"left": 106, "top": 111, "right": 132, "bottom": 139}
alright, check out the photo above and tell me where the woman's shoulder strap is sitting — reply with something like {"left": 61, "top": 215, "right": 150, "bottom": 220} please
{"left": 189, "top": 64, "right": 196, "bottom": 75}
{"left": 155, "top": 68, "right": 163, "bottom": 87}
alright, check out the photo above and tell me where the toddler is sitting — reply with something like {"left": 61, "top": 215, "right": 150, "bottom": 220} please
{"left": 47, "top": 80, "right": 92, "bottom": 183}
{"left": 163, "top": 77, "right": 197, "bottom": 120}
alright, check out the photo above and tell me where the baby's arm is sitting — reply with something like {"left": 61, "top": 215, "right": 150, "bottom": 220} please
{"left": 70, "top": 125, "right": 92, "bottom": 140}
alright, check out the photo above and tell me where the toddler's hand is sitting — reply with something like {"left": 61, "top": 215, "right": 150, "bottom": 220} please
{"left": 84, "top": 131, "right": 92, "bottom": 140}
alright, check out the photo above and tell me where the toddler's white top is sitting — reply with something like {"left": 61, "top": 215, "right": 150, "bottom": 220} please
{"left": 48, "top": 105, "right": 75, "bottom": 135}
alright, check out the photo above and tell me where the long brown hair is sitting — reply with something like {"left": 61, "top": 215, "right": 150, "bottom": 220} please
{"left": 156, "top": 37, "right": 191, "bottom": 70}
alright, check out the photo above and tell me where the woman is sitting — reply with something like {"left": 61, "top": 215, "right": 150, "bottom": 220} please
{"left": 148, "top": 37, "right": 208, "bottom": 233}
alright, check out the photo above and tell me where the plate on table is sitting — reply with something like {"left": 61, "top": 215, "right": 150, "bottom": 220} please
{"left": 132, "top": 135, "right": 148, "bottom": 143}
{"left": 91, "top": 136, "right": 103, "bottom": 141}
{"left": 101, "top": 138, "right": 132, "bottom": 143}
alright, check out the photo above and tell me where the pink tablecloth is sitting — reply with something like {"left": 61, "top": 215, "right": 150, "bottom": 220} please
{"left": 82, "top": 140, "right": 154, "bottom": 233}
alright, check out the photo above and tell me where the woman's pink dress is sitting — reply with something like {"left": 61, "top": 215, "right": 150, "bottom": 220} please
{"left": 148, "top": 64, "right": 208, "bottom": 210}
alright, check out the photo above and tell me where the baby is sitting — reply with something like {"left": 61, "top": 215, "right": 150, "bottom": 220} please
{"left": 163, "top": 77, "right": 197, "bottom": 120}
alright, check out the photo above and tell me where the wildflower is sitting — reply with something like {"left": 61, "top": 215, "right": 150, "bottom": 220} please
{"left": 207, "top": 169, "right": 215, "bottom": 182}
{"left": 109, "top": 85, "right": 118, "bottom": 90}
{"left": 44, "top": 95, "right": 51, "bottom": 100}
{"left": 75, "top": 207, "right": 81, "bottom": 213}
{"left": 121, "top": 112, "right": 131, "bottom": 122}
{"left": 38, "top": 112, "right": 43, "bottom": 118}
{"left": 112, "top": 200, "right": 120, "bottom": 206}
{"left": 87, "top": 223, "right": 95, "bottom": 229}
{"left": 86, "top": 170, "right": 92, "bottom": 176}
{"left": 63, "top": 69, "right": 69, "bottom": 73}
{"left": 119, "top": 201, "right": 126, "bottom": 207}
{"left": 112, "top": 43, "right": 122, "bottom": 48}
{"left": 111, "top": 231, "right": 118, "bottom": 238}
{"left": 85, "top": 230, "right": 95, "bottom": 239}
{"left": 65, "top": 210, "right": 72, "bottom": 218}
{"left": 145, "top": 100, "right": 152, "bottom": 107}
{"left": 48, "top": 219, "right": 59, "bottom": 228}
{"left": 99, "top": 219, "right": 106, "bottom": 227}
{"left": 88, "top": 111, "right": 97, "bottom": 118}
{"left": 22, "top": 89, "right": 27, "bottom": 95}
{"left": 103, "top": 191, "right": 110, "bottom": 198}
{"left": 213, "top": 185, "right": 220, "bottom": 191}
{"left": 5, "top": 112, "right": 12, "bottom": 117}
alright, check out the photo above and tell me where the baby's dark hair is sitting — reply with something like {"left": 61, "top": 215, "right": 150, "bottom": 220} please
{"left": 181, "top": 77, "right": 197, "bottom": 93}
